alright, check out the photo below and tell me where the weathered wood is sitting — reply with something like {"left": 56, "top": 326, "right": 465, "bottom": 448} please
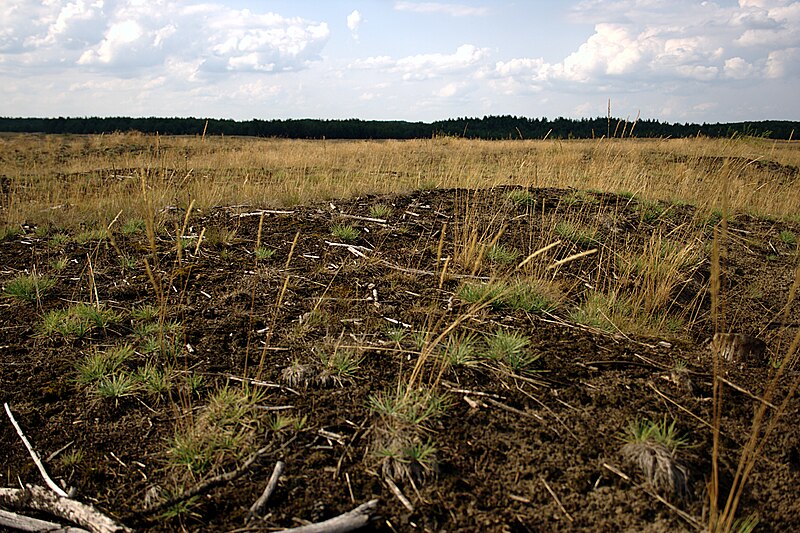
{"left": 0, "top": 507, "right": 89, "bottom": 532}
{"left": 4, "top": 403, "right": 69, "bottom": 497}
{"left": 0, "top": 485, "right": 129, "bottom": 533}
{"left": 282, "top": 499, "right": 379, "bottom": 533}
{"left": 247, "top": 460, "right": 285, "bottom": 521}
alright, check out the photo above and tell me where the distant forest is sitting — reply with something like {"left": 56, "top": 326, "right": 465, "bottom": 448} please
{"left": 0, "top": 115, "right": 797, "bottom": 140}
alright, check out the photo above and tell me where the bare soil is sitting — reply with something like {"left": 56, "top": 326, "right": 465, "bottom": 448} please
{"left": 1, "top": 186, "right": 799, "bottom": 532}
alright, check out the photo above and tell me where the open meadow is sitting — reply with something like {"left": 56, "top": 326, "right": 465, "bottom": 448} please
{"left": 1, "top": 133, "right": 799, "bottom": 531}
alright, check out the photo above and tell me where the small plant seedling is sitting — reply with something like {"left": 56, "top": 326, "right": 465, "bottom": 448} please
{"left": 385, "top": 327, "right": 407, "bottom": 344}
{"left": 254, "top": 246, "right": 275, "bottom": 260}
{"left": 76, "top": 344, "right": 134, "bottom": 384}
{"left": 135, "top": 361, "right": 174, "bottom": 395}
{"left": 505, "top": 189, "right": 536, "bottom": 207}
{"left": 331, "top": 223, "right": 360, "bottom": 242}
{"left": 555, "top": 221, "right": 601, "bottom": 246}
{"left": 51, "top": 257, "right": 69, "bottom": 271}
{"left": 74, "top": 228, "right": 107, "bottom": 244}
{"left": 48, "top": 233, "right": 70, "bottom": 248}
{"left": 0, "top": 226, "right": 20, "bottom": 241}
{"left": 368, "top": 385, "right": 449, "bottom": 426}
{"left": 441, "top": 331, "right": 480, "bottom": 367}
{"left": 484, "top": 329, "right": 536, "bottom": 372}
{"left": 131, "top": 304, "right": 160, "bottom": 322}
{"left": 620, "top": 417, "right": 689, "bottom": 498}
{"left": 60, "top": 448, "right": 84, "bottom": 468}
{"left": 485, "top": 243, "right": 520, "bottom": 265}
{"left": 3, "top": 273, "right": 56, "bottom": 303}
{"left": 369, "top": 203, "right": 393, "bottom": 219}
{"left": 121, "top": 218, "right": 146, "bottom": 235}
{"left": 94, "top": 372, "right": 137, "bottom": 400}
{"left": 779, "top": 230, "right": 796, "bottom": 245}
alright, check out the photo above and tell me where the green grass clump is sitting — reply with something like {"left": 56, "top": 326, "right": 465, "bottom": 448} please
{"left": 369, "top": 203, "right": 393, "bottom": 219}
{"left": 506, "top": 189, "right": 536, "bottom": 207}
{"left": 166, "top": 385, "right": 265, "bottom": 480}
{"left": 0, "top": 226, "right": 20, "bottom": 241}
{"left": 555, "top": 221, "right": 601, "bottom": 246}
{"left": 48, "top": 233, "right": 70, "bottom": 248}
{"left": 620, "top": 417, "right": 690, "bottom": 497}
{"left": 3, "top": 273, "right": 56, "bottom": 303}
{"left": 484, "top": 329, "right": 537, "bottom": 372}
{"left": 75, "top": 344, "right": 134, "bottom": 385}
{"left": 485, "top": 243, "right": 520, "bottom": 265}
{"left": 369, "top": 385, "right": 449, "bottom": 426}
{"left": 42, "top": 303, "right": 120, "bottom": 339}
{"left": 331, "top": 223, "right": 360, "bottom": 242}
{"left": 74, "top": 228, "right": 107, "bottom": 244}
{"left": 779, "top": 230, "right": 796, "bottom": 245}
{"left": 459, "top": 280, "right": 559, "bottom": 313}
{"left": 440, "top": 331, "right": 480, "bottom": 367}
{"left": 121, "top": 218, "right": 146, "bottom": 235}
{"left": 254, "top": 246, "right": 275, "bottom": 260}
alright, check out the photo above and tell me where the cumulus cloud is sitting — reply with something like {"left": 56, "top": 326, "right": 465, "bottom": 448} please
{"left": 1, "top": 1, "right": 330, "bottom": 75}
{"left": 394, "top": 2, "right": 489, "bottom": 17}
{"left": 495, "top": 0, "right": 800, "bottom": 92}
{"left": 347, "top": 10, "right": 363, "bottom": 39}
{"left": 351, "top": 44, "right": 489, "bottom": 81}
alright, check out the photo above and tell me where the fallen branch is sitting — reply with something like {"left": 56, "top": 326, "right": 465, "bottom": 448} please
{"left": 283, "top": 499, "right": 379, "bottom": 533}
{"left": 247, "top": 461, "right": 285, "bottom": 521}
{"left": 140, "top": 445, "right": 271, "bottom": 516}
{"left": 0, "top": 507, "right": 89, "bottom": 532}
{"left": 0, "top": 485, "right": 128, "bottom": 533}
{"left": 4, "top": 403, "right": 68, "bottom": 497}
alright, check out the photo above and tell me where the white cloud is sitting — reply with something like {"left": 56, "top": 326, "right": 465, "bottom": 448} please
{"left": 723, "top": 56, "right": 757, "bottom": 78}
{"left": 436, "top": 82, "right": 459, "bottom": 97}
{"left": 494, "top": 0, "right": 800, "bottom": 95}
{"left": 1, "top": 1, "right": 331, "bottom": 74}
{"left": 394, "top": 2, "right": 489, "bottom": 17}
{"left": 351, "top": 44, "right": 489, "bottom": 81}
{"left": 347, "top": 10, "right": 363, "bottom": 39}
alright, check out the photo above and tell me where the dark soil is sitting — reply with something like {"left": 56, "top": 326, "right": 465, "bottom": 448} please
{"left": 2, "top": 187, "right": 799, "bottom": 532}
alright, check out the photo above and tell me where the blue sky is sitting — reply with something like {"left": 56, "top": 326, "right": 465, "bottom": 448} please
{"left": 2, "top": 1, "right": 799, "bottom": 123}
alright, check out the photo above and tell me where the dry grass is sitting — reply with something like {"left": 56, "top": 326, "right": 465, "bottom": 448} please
{"left": 2, "top": 133, "right": 799, "bottom": 230}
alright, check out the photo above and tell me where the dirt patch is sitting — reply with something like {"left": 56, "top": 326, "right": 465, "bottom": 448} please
{"left": 1, "top": 187, "right": 799, "bottom": 531}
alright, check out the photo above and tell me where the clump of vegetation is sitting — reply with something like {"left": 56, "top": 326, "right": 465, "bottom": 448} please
{"left": 369, "top": 203, "right": 393, "bottom": 219}
{"left": 369, "top": 385, "right": 449, "bottom": 482}
{"left": 42, "top": 303, "right": 120, "bottom": 339}
{"left": 779, "top": 230, "right": 796, "bottom": 245}
{"left": 75, "top": 344, "right": 134, "bottom": 385}
{"left": 485, "top": 243, "right": 520, "bottom": 265}
{"left": 484, "top": 329, "right": 536, "bottom": 372}
{"left": 620, "top": 417, "right": 690, "bottom": 498}
{"left": 254, "top": 246, "right": 275, "bottom": 260}
{"left": 166, "top": 385, "right": 265, "bottom": 482}
{"left": 331, "top": 223, "right": 360, "bottom": 242}
{"left": 505, "top": 189, "right": 536, "bottom": 207}
{"left": 440, "top": 330, "right": 480, "bottom": 368}
{"left": 459, "top": 279, "right": 560, "bottom": 314}
{"left": 3, "top": 272, "right": 56, "bottom": 303}
{"left": 74, "top": 228, "right": 107, "bottom": 244}
{"left": 121, "top": 218, "right": 146, "bottom": 235}
{"left": 555, "top": 221, "right": 601, "bottom": 246}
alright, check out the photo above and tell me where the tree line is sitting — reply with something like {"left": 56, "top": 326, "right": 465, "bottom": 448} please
{"left": 0, "top": 115, "right": 797, "bottom": 140}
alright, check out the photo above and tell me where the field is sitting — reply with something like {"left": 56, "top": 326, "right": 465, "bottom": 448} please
{"left": 1, "top": 133, "right": 799, "bottom": 532}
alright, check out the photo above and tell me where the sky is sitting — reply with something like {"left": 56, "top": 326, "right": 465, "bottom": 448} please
{"left": 1, "top": 0, "right": 799, "bottom": 123}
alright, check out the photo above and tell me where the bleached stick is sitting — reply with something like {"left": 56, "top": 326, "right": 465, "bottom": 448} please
{"left": 282, "top": 499, "right": 379, "bottom": 533}
{"left": 3, "top": 403, "right": 68, "bottom": 498}
{"left": 248, "top": 461, "right": 285, "bottom": 521}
